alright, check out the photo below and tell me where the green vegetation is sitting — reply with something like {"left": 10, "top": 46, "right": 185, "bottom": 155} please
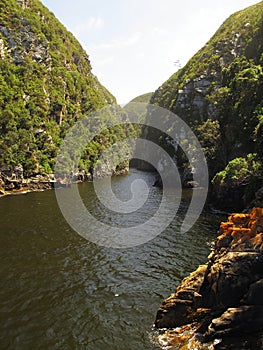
{"left": 208, "top": 57, "right": 263, "bottom": 157}
{"left": 194, "top": 119, "right": 224, "bottom": 177}
{"left": 207, "top": 55, "right": 263, "bottom": 206}
{"left": 122, "top": 93, "right": 154, "bottom": 143}
{"left": 0, "top": 0, "right": 127, "bottom": 177}
{"left": 212, "top": 154, "right": 261, "bottom": 187}
{"left": 146, "top": 1, "right": 263, "bottom": 208}
{"left": 129, "top": 92, "right": 153, "bottom": 104}
{"left": 212, "top": 154, "right": 262, "bottom": 209}
{"left": 151, "top": 2, "right": 263, "bottom": 114}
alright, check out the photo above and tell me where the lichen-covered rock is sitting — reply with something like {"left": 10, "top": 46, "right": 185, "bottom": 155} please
{"left": 154, "top": 207, "right": 263, "bottom": 348}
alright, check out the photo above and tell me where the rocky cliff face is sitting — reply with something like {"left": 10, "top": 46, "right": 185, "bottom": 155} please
{"left": 140, "top": 2, "right": 263, "bottom": 210}
{"left": 0, "top": 0, "right": 117, "bottom": 180}
{"left": 154, "top": 207, "right": 263, "bottom": 349}
{"left": 151, "top": 2, "right": 263, "bottom": 126}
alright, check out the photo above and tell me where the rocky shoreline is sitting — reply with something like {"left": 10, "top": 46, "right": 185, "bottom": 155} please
{"left": 155, "top": 207, "right": 263, "bottom": 349}
{"left": 0, "top": 167, "right": 129, "bottom": 198}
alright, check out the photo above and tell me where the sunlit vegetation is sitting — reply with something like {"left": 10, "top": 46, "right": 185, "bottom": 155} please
{"left": 0, "top": 0, "right": 136, "bottom": 177}
{"left": 147, "top": 1, "right": 263, "bottom": 206}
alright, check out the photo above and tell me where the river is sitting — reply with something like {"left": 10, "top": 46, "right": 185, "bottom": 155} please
{"left": 0, "top": 169, "right": 225, "bottom": 350}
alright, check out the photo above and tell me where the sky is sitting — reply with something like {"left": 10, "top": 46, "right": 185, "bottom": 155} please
{"left": 40, "top": 0, "right": 258, "bottom": 105}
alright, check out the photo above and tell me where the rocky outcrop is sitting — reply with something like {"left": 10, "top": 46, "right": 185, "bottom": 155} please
{"left": 0, "top": 165, "right": 130, "bottom": 197}
{"left": 171, "top": 73, "right": 220, "bottom": 123}
{"left": 0, "top": 169, "right": 55, "bottom": 197}
{"left": 155, "top": 207, "right": 263, "bottom": 349}
{"left": 170, "top": 25, "right": 247, "bottom": 123}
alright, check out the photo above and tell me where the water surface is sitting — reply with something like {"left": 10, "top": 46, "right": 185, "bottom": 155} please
{"left": 0, "top": 170, "right": 225, "bottom": 350}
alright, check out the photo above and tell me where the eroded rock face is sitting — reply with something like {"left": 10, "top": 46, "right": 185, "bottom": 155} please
{"left": 154, "top": 207, "right": 263, "bottom": 348}
{"left": 0, "top": 22, "right": 51, "bottom": 66}
{"left": 173, "top": 73, "right": 220, "bottom": 123}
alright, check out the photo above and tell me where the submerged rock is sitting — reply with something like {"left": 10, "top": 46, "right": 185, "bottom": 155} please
{"left": 154, "top": 207, "right": 263, "bottom": 348}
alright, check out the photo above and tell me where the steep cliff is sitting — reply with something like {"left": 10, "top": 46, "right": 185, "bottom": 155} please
{"left": 143, "top": 2, "right": 263, "bottom": 210}
{"left": 0, "top": 0, "right": 117, "bottom": 180}
{"left": 151, "top": 2, "right": 263, "bottom": 127}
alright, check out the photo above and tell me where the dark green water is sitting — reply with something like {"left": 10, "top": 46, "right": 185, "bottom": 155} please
{"left": 0, "top": 170, "right": 225, "bottom": 350}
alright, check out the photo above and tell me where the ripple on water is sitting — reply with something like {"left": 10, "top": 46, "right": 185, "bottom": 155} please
{"left": 0, "top": 171, "right": 225, "bottom": 350}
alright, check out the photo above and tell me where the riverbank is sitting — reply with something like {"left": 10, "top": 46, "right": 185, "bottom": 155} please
{"left": 0, "top": 173, "right": 69, "bottom": 198}
{"left": 0, "top": 168, "right": 129, "bottom": 198}
{"left": 154, "top": 207, "right": 263, "bottom": 349}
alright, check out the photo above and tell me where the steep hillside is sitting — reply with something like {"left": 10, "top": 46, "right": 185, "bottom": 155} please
{"left": 152, "top": 2, "right": 263, "bottom": 123}
{"left": 0, "top": 0, "right": 116, "bottom": 180}
{"left": 145, "top": 1, "right": 263, "bottom": 210}
{"left": 129, "top": 92, "right": 153, "bottom": 104}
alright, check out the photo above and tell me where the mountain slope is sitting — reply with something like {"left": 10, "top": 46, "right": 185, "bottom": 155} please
{"left": 146, "top": 1, "right": 263, "bottom": 210}
{"left": 151, "top": 2, "right": 263, "bottom": 122}
{"left": 0, "top": 0, "right": 116, "bottom": 177}
{"left": 129, "top": 92, "right": 153, "bottom": 104}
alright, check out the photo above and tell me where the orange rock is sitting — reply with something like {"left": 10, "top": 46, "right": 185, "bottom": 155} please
{"left": 215, "top": 208, "right": 263, "bottom": 250}
{"left": 250, "top": 207, "right": 263, "bottom": 220}
{"left": 231, "top": 228, "right": 253, "bottom": 239}
{"left": 249, "top": 219, "right": 258, "bottom": 235}
{"left": 248, "top": 208, "right": 263, "bottom": 235}
{"left": 257, "top": 221, "right": 263, "bottom": 234}
{"left": 154, "top": 207, "right": 263, "bottom": 345}
{"left": 250, "top": 233, "right": 263, "bottom": 250}
{"left": 228, "top": 213, "right": 250, "bottom": 227}
{"left": 219, "top": 222, "right": 233, "bottom": 235}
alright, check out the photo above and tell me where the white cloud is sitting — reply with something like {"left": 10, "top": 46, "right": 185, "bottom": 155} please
{"left": 96, "top": 56, "right": 115, "bottom": 67}
{"left": 43, "top": 0, "right": 258, "bottom": 103}
{"left": 89, "top": 32, "right": 142, "bottom": 51}
{"left": 87, "top": 16, "right": 104, "bottom": 30}
{"left": 75, "top": 16, "right": 104, "bottom": 35}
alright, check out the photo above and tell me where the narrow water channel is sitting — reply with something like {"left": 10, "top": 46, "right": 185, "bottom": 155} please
{"left": 0, "top": 169, "right": 225, "bottom": 350}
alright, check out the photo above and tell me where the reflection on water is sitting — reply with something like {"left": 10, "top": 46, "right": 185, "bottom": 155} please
{"left": 0, "top": 170, "right": 225, "bottom": 350}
